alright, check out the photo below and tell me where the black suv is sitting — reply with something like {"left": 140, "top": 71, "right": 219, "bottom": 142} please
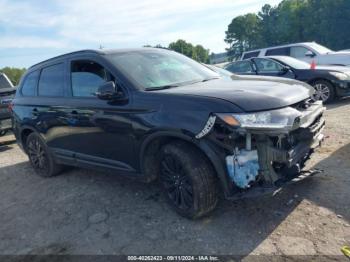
{"left": 12, "top": 48, "right": 325, "bottom": 218}
{"left": 0, "top": 73, "right": 16, "bottom": 136}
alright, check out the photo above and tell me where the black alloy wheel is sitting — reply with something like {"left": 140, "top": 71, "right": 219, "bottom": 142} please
{"left": 160, "top": 154, "right": 194, "bottom": 210}
{"left": 26, "top": 133, "right": 63, "bottom": 177}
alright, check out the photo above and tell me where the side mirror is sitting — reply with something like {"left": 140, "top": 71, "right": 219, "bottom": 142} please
{"left": 305, "top": 50, "right": 316, "bottom": 58}
{"left": 279, "top": 66, "right": 290, "bottom": 75}
{"left": 96, "top": 81, "right": 125, "bottom": 101}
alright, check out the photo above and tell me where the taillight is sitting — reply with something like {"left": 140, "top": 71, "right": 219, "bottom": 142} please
{"left": 8, "top": 102, "right": 13, "bottom": 113}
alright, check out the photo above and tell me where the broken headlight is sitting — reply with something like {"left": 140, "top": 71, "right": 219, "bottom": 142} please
{"left": 217, "top": 107, "right": 302, "bottom": 131}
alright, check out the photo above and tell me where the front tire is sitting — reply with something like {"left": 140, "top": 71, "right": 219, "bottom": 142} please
{"left": 312, "top": 80, "right": 335, "bottom": 103}
{"left": 26, "top": 133, "right": 63, "bottom": 177}
{"left": 159, "top": 141, "right": 218, "bottom": 219}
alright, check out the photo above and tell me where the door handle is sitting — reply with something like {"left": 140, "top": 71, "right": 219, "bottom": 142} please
{"left": 32, "top": 108, "right": 39, "bottom": 116}
{"left": 67, "top": 110, "right": 78, "bottom": 118}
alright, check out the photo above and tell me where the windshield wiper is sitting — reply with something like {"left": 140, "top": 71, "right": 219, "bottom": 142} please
{"left": 146, "top": 84, "right": 180, "bottom": 91}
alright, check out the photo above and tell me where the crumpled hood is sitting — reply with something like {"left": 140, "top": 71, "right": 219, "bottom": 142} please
{"left": 157, "top": 76, "right": 313, "bottom": 112}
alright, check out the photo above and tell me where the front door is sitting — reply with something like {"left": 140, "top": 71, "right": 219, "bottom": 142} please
{"left": 253, "top": 58, "right": 295, "bottom": 79}
{"left": 60, "top": 58, "right": 137, "bottom": 172}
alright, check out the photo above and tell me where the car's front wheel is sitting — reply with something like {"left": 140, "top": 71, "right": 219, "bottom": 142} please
{"left": 26, "top": 133, "right": 63, "bottom": 177}
{"left": 159, "top": 141, "right": 218, "bottom": 219}
{"left": 312, "top": 80, "right": 335, "bottom": 103}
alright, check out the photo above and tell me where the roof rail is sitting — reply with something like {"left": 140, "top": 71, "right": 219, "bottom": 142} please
{"left": 29, "top": 49, "right": 103, "bottom": 69}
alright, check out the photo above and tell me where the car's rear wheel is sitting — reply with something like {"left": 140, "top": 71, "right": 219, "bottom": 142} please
{"left": 312, "top": 80, "right": 335, "bottom": 103}
{"left": 0, "top": 130, "right": 7, "bottom": 136}
{"left": 159, "top": 141, "right": 218, "bottom": 219}
{"left": 26, "top": 133, "right": 63, "bottom": 177}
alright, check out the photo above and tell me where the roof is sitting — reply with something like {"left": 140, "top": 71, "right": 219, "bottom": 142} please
{"left": 243, "top": 42, "right": 317, "bottom": 54}
{"left": 29, "top": 47, "right": 168, "bottom": 69}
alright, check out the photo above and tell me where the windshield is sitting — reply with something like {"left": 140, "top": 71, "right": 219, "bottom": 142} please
{"left": 107, "top": 50, "right": 219, "bottom": 90}
{"left": 272, "top": 56, "right": 310, "bottom": 69}
{"left": 309, "top": 43, "right": 332, "bottom": 54}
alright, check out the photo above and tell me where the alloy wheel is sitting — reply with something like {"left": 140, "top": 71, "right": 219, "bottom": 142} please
{"left": 27, "top": 138, "right": 48, "bottom": 172}
{"left": 160, "top": 155, "right": 194, "bottom": 210}
{"left": 313, "top": 83, "right": 331, "bottom": 102}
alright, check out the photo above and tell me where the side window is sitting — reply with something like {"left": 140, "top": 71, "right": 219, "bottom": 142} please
{"left": 71, "top": 60, "right": 115, "bottom": 97}
{"left": 242, "top": 51, "right": 260, "bottom": 60}
{"left": 21, "top": 70, "right": 39, "bottom": 96}
{"left": 226, "top": 61, "right": 253, "bottom": 73}
{"left": 290, "top": 46, "right": 312, "bottom": 58}
{"left": 265, "top": 47, "right": 290, "bottom": 56}
{"left": 38, "top": 63, "right": 65, "bottom": 97}
{"left": 254, "top": 58, "right": 283, "bottom": 72}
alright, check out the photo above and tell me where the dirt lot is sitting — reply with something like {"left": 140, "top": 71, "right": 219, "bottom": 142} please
{"left": 0, "top": 99, "right": 349, "bottom": 258}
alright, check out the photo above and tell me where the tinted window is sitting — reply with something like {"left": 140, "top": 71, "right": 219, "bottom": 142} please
{"left": 265, "top": 47, "right": 290, "bottom": 56}
{"left": 38, "top": 63, "right": 65, "bottom": 97}
{"left": 290, "top": 46, "right": 312, "bottom": 58}
{"left": 242, "top": 51, "right": 260, "bottom": 59}
{"left": 254, "top": 58, "right": 284, "bottom": 72}
{"left": 225, "top": 61, "right": 253, "bottom": 73}
{"left": 21, "top": 70, "right": 39, "bottom": 96}
{"left": 71, "top": 60, "right": 115, "bottom": 97}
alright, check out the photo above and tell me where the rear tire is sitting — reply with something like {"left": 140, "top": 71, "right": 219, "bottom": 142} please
{"left": 159, "top": 141, "right": 218, "bottom": 219}
{"left": 26, "top": 133, "right": 63, "bottom": 177}
{"left": 0, "top": 130, "right": 7, "bottom": 136}
{"left": 312, "top": 80, "right": 335, "bottom": 103}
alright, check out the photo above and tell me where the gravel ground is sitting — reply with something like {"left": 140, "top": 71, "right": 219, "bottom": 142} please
{"left": 0, "top": 98, "right": 349, "bottom": 258}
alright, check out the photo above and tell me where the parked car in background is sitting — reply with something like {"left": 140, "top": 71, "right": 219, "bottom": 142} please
{"left": 241, "top": 42, "right": 350, "bottom": 66}
{"left": 225, "top": 56, "right": 350, "bottom": 103}
{"left": 204, "top": 64, "right": 233, "bottom": 78}
{"left": 12, "top": 48, "right": 324, "bottom": 218}
{"left": 0, "top": 73, "right": 16, "bottom": 136}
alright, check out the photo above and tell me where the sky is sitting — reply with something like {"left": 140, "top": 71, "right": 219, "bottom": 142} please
{"left": 0, "top": 0, "right": 281, "bottom": 68}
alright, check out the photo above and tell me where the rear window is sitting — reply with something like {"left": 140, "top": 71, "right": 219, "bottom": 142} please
{"left": 38, "top": 63, "right": 65, "bottom": 97}
{"left": 265, "top": 47, "right": 290, "bottom": 56}
{"left": 242, "top": 51, "right": 260, "bottom": 59}
{"left": 21, "top": 70, "right": 39, "bottom": 96}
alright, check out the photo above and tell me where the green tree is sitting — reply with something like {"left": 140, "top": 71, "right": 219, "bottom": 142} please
{"left": 225, "top": 13, "right": 262, "bottom": 57}
{"left": 0, "top": 67, "right": 26, "bottom": 86}
{"left": 168, "top": 39, "right": 210, "bottom": 63}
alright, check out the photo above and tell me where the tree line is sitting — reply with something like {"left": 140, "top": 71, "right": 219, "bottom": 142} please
{"left": 225, "top": 0, "right": 350, "bottom": 58}
{"left": 145, "top": 39, "right": 210, "bottom": 63}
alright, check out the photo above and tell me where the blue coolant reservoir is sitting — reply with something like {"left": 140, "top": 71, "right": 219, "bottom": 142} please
{"left": 226, "top": 150, "right": 259, "bottom": 189}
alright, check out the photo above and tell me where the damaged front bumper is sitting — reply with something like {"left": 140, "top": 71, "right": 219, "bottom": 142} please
{"left": 199, "top": 100, "right": 326, "bottom": 198}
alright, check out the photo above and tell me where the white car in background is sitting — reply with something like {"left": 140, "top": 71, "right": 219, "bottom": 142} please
{"left": 241, "top": 42, "right": 350, "bottom": 66}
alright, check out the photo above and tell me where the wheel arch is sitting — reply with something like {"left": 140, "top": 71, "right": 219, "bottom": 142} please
{"left": 139, "top": 131, "right": 233, "bottom": 196}
{"left": 19, "top": 126, "right": 37, "bottom": 152}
